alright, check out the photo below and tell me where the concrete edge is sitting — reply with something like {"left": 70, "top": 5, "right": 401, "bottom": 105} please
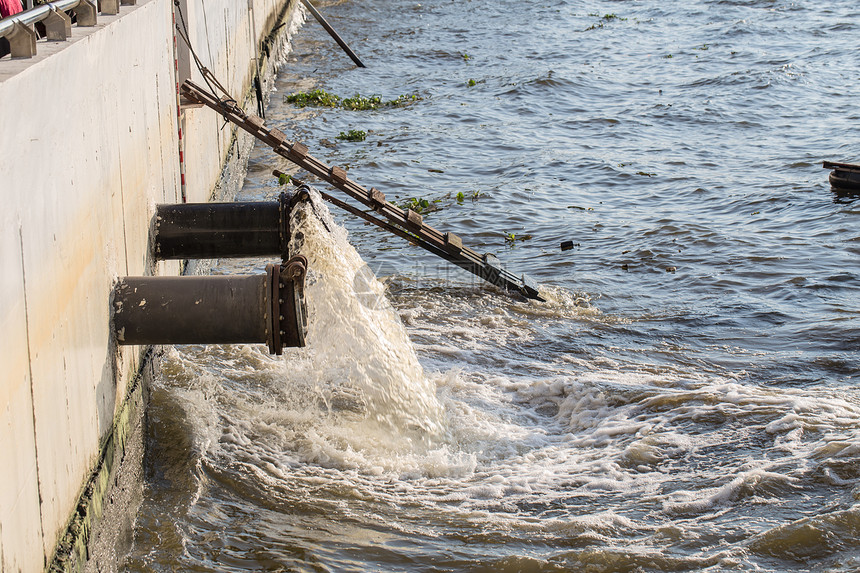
{"left": 47, "top": 347, "right": 154, "bottom": 573}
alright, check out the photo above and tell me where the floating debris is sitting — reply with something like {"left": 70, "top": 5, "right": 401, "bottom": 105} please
{"left": 823, "top": 161, "right": 860, "bottom": 192}
{"left": 337, "top": 130, "right": 367, "bottom": 142}
{"left": 504, "top": 233, "right": 532, "bottom": 245}
{"left": 286, "top": 90, "right": 422, "bottom": 110}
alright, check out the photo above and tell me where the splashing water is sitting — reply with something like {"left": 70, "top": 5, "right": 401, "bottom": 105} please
{"left": 286, "top": 189, "right": 447, "bottom": 443}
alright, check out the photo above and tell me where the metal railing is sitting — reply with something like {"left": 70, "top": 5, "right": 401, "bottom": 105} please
{"left": 0, "top": 0, "right": 136, "bottom": 59}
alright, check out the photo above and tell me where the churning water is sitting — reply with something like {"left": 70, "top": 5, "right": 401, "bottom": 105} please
{"left": 126, "top": 0, "right": 860, "bottom": 570}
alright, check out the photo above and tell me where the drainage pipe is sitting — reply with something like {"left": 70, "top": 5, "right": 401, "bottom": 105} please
{"left": 153, "top": 196, "right": 289, "bottom": 261}
{"left": 113, "top": 257, "right": 307, "bottom": 353}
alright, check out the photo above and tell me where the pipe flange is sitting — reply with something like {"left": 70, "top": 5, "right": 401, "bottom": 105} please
{"left": 278, "top": 191, "right": 292, "bottom": 261}
{"left": 266, "top": 256, "right": 308, "bottom": 354}
{"left": 278, "top": 255, "right": 308, "bottom": 349}
{"left": 266, "top": 262, "right": 282, "bottom": 354}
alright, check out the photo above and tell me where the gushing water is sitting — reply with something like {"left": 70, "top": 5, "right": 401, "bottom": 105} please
{"left": 289, "top": 189, "right": 446, "bottom": 443}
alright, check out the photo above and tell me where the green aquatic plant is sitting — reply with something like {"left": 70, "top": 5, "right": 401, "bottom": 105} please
{"left": 341, "top": 94, "right": 384, "bottom": 110}
{"left": 467, "top": 78, "right": 477, "bottom": 87}
{"left": 389, "top": 93, "right": 423, "bottom": 106}
{"left": 399, "top": 190, "right": 475, "bottom": 214}
{"left": 585, "top": 13, "right": 627, "bottom": 29}
{"left": 285, "top": 89, "right": 341, "bottom": 107}
{"left": 336, "top": 129, "right": 367, "bottom": 142}
{"left": 504, "top": 232, "right": 533, "bottom": 245}
{"left": 401, "top": 197, "right": 433, "bottom": 214}
{"left": 422, "top": 189, "right": 481, "bottom": 206}
{"left": 286, "top": 90, "right": 422, "bottom": 110}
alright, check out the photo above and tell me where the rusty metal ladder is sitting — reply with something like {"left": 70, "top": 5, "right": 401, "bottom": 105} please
{"left": 181, "top": 80, "right": 544, "bottom": 301}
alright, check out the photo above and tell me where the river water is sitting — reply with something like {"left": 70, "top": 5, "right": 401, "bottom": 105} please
{"left": 126, "top": 0, "right": 860, "bottom": 571}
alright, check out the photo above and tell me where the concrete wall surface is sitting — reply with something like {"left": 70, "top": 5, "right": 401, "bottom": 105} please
{"left": 177, "top": 0, "right": 296, "bottom": 203}
{"left": 0, "top": 0, "right": 296, "bottom": 569}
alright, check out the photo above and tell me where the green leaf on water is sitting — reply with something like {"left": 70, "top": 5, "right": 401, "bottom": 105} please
{"left": 336, "top": 129, "right": 367, "bottom": 142}
{"left": 401, "top": 197, "right": 434, "bottom": 213}
{"left": 504, "top": 232, "right": 532, "bottom": 245}
{"left": 286, "top": 90, "right": 422, "bottom": 110}
{"left": 285, "top": 89, "right": 341, "bottom": 108}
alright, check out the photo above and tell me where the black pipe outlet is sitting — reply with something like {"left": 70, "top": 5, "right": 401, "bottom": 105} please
{"left": 113, "top": 256, "right": 308, "bottom": 354}
{"left": 153, "top": 192, "right": 295, "bottom": 261}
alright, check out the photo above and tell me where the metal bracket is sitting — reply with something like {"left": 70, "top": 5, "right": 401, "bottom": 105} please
{"left": 74, "top": 0, "right": 97, "bottom": 26}
{"left": 8, "top": 22, "right": 37, "bottom": 59}
{"left": 44, "top": 7, "right": 72, "bottom": 41}
{"left": 100, "top": 0, "right": 120, "bottom": 16}
{"left": 370, "top": 187, "right": 386, "bottom": 211}
{"left": 444, "top": 232, "right": 462, "bottom": 253}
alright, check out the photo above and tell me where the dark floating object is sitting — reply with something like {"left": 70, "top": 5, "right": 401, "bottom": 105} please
{"left": 823, "top": 161, "right": 860, "bottom": 192}
{"left": 560, "top": 241, "right": 575, "bottom": 251}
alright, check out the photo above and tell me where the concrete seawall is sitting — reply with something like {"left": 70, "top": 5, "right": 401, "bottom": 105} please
{"left": 0, "top": 0, "right": 301, "bottom": 570}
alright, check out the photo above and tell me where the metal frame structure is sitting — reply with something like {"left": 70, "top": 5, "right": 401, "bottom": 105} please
{"left": 181, "top": 79, "right": 545, "bottom": 301}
